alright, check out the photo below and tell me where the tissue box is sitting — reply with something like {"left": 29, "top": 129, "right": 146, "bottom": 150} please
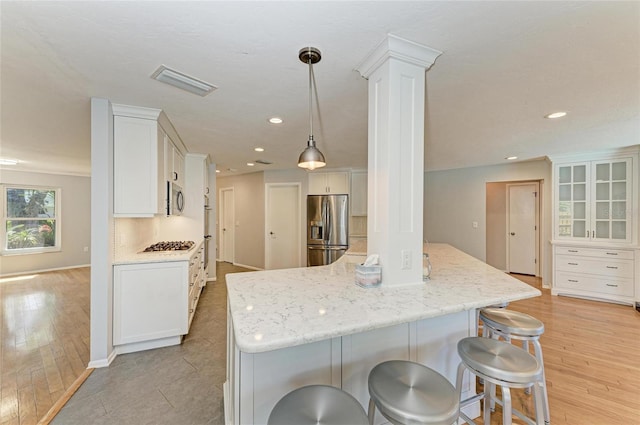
{"left": 355, "top": 264, "right": 382, "bottom": 288}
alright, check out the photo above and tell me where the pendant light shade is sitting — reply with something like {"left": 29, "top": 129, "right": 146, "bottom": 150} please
{"left": 298, "top": 47, "right": 326, "bottom": 170}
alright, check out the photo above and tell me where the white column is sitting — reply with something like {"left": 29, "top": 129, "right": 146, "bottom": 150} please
{"left": 357, "top": 35, "right": 441, "bottom": 287}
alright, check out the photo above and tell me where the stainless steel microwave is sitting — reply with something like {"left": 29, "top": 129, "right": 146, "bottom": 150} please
{"left": 167, "top": 181, "right": 185, "bottom": 216}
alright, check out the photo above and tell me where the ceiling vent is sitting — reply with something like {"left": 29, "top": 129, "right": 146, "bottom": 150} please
{"left": 151, "top": 65, "right": 217, "bottom": 96}
{"left": 255, "top": 159, "right": 273, "bottom": 165}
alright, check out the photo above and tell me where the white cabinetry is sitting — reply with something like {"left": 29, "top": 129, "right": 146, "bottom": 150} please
{"left": 551, "top": 147, "right": 639, "bottom": 305}
{"left": 113, "top": 242, "right": 205, "bottom": 354}
{"left": 554, "top": 158, "right": 633, "bottom": 242}
{"left": 165, "top": 137, "right": 185, "bottom": 188}
{"left": 113, "top": 115, "right": 165, "bottom": 217}
{"left": 350, "top": 171, "right": 367, "bottom": 216}
{"left": 308, "top": 172, "right": 349, "bottom": 194}
{"left": 112, "top": 104, "right": 187, "bottom": 217}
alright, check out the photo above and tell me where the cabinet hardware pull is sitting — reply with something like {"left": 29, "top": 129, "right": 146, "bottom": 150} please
{"left": 605, "top": 252, "right": 618, "bottom": 255}
{"left": 568, "top": 250, "right": 578, "bottom": 253}
{"left": 568, "top": 262, "right": 578, "bottom": 265}
{"left": 568, "top": 279, "right": 578, "bottom": 283}
{"left": 605, "top": 284, "right": 618, "bottom": 287}
{"left": 173, "top": 171, "right": 178, "bottom": 181}
{"left": 606, "top": 266, "right": 618, "bottom": 269}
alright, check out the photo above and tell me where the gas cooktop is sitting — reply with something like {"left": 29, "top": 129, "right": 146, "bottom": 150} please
{"left": 143, "top": 241, "right": 195, "bottom": 252}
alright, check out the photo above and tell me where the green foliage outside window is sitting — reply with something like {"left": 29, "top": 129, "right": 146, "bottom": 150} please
{"left": 4, "top": 188, "right": 58, "bottom": 250}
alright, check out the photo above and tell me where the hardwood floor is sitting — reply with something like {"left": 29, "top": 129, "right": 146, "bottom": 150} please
{"left": 0, "top": 268, "right": 90, "bottom": 425}
{"left": 2, "top": 266, "right": 639, "bottom": 424}
{"left": 478, "top": 274, "right": 640, "bottom": 424}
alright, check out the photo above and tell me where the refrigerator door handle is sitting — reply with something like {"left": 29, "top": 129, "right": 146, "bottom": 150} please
{"left": 308, "top": 246, "right": 345, "bottom": 251}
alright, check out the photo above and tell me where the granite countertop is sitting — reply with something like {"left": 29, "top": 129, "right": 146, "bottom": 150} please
{"left": 113, "top": 239, "right": 203, "bottom": 265}
{"left": 227, "top": 243, "right": 541, "bottom": 354}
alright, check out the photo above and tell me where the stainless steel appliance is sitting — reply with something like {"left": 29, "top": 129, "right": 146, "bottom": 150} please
{"left": 204, "top": 196, "right": 211, "bottom": 269}
{"left": 307, "top": 194, "right": 348, "bottom": 266}
{"left": 167, "top": 181, "right": 185, "bottom": 216}
{"left": 142, "top": 240, "right": 194, "bottom": 252}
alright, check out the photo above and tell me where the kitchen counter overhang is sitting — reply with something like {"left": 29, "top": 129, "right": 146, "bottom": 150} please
{"left": 227, "top": 243, "right": 541, "bottom": 354}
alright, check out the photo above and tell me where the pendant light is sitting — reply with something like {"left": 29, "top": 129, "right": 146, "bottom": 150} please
{"left": 297, "top": 47, "right": 326, "bottom": 170}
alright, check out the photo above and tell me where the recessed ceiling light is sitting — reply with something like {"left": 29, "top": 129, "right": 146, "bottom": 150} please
{"left": 544, "top": 111, "right": 567, "bottom": 119}
{"left": 151, "top": 65, "right": 217, "bottom": 97}
{"left": 215, "top": 169, "right": 220, "bottom": 173}
{"left": 506, "top": 156, "right": 518, "bottom": 160}
{"left": 247, "top": 162, "right": 255, "bottom": 167}
{"left": 268, "top": 117, "right": 283, "bottom": 124}
{"left": 254, "top": 147, "right": 265, "bottom": 152}
{"left": 0, "top": 158, "right": 18, "bottom": 165}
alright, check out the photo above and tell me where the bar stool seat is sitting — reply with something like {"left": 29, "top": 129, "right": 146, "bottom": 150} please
{"left": 268, "top": 385, "right": 369, "bottom": 425}
{"left": 368, "top": 360, "right": 459, "bottom": 425}
{"left": 456, "top": 337, "right": 545, "bottom": 425}
{"left": 480, "top": 308, "right": 544, "bottom": 337}
{"left": 479, "top": 308, "right": 550, "bottom": 425}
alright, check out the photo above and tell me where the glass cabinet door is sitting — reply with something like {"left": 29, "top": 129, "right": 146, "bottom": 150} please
{"left": 592, "top": 159, "right": 631, "bottom": 242}
{"left": 556, "top": 163, "right": 589, "bottom": 239}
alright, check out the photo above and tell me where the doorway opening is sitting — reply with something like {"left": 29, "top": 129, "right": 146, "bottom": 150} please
{"left": 486, "top": 180, "right": 542, "bottom": 277}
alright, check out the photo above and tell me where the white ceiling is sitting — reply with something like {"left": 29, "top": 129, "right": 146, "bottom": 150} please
{"left": 1, "top": 1, "right": 639, "bottom": 177}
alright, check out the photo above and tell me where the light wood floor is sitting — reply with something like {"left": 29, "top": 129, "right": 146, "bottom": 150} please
{"left": 2, "top": 267, "right": 639, "bottom": 424}
{"left": 479, "top": 274, "right": 640, "bottom": 424}
{"left": 0, "top": 268, "right": 90, "bottom": 425}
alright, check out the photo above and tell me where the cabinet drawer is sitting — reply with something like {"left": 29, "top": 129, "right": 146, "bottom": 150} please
{"left": 556, "top": 272, "right": 633, "bottom": 297}
{"left": 555, "top": 246, "right": 634, "bottom": 260}
{"left": 555, "top": 255, "right": 634, "bottom": 279}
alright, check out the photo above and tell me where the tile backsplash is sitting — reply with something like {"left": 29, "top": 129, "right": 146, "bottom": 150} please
{"left": 113, "top": 217, "right": 158, "bottom": 257}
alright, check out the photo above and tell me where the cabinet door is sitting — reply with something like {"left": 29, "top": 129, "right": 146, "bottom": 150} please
{"left": 113, "top": 262, "right": 188, "bottom": 345}
{"left": 308, "top": 173, "right": 328, "bottom": 194}
{"left": 350, "top": 172, "right": 367, "bottom": 216}
{"left": 327, "top": 172, "right": 349, "bottom": 194}
{"left": 592, "top": 159, "right": 632, "bottom": 242}
{"left": 555, "top": 162, "right": 590, "bottom": 240}
{"left": 174, "top": 150, "right": 185, "bottom": 187}
{"left": 113, "top": 116, "right": 162, "bottom": 216}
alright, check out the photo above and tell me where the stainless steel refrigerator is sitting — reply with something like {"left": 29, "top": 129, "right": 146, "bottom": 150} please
{"left": 307, "top": 194, "right": 349, "bottom": 266}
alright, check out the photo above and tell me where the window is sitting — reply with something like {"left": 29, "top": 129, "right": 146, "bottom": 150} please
{"left": 1, "top": 186, "right": 61, "bottom": 254}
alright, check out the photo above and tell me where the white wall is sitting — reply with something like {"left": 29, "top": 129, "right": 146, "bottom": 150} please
{"left": 0, "top": 169, "right": 91, "bottom": 276}
{"left": 424, "top": 159, "right": 552, "bottom": 286}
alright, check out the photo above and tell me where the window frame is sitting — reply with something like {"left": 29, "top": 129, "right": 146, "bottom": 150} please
{"left": 1, "top": 184, "right": 62, "bottom": 255}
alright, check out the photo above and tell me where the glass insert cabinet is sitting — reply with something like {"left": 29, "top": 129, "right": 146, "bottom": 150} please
{"left": 554, "top": 158, "right": 632, "bottom": 243}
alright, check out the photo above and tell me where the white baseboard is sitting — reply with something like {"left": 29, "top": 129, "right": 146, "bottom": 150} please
{"left": 88, "top": 349, "right": 117, "bottom": 368}
{"left": 1, "top": 263, "right": 91, "bottom": 278}
{"left": 233, "top": 262, "right": 263, "bottom": 271}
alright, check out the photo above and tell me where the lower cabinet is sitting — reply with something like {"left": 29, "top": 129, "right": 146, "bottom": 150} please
{"left": 552, "top": 245, "right": 635, "bottom": 304}
{"left": 114, "top": 243, "right": 205, "bottom": 353}
{"left": 224, "top": 310, "right": 478, "bottom": 425}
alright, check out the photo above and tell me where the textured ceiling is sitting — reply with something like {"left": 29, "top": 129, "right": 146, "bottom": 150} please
{"left": 1, "top": 1, "right": 639, "bottom": 177}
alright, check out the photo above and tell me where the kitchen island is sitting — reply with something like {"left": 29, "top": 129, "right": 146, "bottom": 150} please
{"left": 224, "top": 243, "right": 541, "bottom": 424}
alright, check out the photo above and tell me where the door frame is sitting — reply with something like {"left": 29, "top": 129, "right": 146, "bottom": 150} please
{"left": 506, "top": 182, "right": 541, "bottom": 276}
{"left": 219, "top": 187, "right": 235, "bottom": 263}
{"left": 264, "top": 182, "right": 302, "bottom": 269}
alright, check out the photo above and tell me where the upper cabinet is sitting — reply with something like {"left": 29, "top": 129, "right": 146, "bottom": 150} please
{"left": 308, "top": 172, "right": 349, "bottom": 195}
{"left": 113, "top": 115, "right": 165, "bottom": 217}
{"left": 553, "top": 155, "right": 636, "bottom": 244}
{"left": 350, "top": 171, "right": 367, "bottom": 216}
{"left": 165, "top": 136, "right": 185, "bottom": 188}
{"left": 112, "top": 104, "right": 186, "bottom": 217}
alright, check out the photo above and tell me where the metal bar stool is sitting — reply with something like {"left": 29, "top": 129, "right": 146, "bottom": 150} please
{"left": 268, "top": 385, "right": 369, "bottom": 425}
{"left": 367, "top": 360, "right": 459, "bottom": 425}
{"left": 456, "top": 337, "right": 545, "bottom": 425}
{"left": 479, "top": 308, "right": 550, "bottom": 425}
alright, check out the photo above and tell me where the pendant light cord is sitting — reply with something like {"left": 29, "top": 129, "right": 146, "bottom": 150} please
{"left": 308, "top": 56, "right": 313, "bottom": 140}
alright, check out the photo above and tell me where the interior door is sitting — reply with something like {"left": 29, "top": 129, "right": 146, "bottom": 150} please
{"left": 508, "top": 184, "right": 538, "bottom": 275}
{"left": 266, "top": 184, "right": 300, "bottom": 270}
{"left": 220, "top": 188, "right": 234, "bottom": 263}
